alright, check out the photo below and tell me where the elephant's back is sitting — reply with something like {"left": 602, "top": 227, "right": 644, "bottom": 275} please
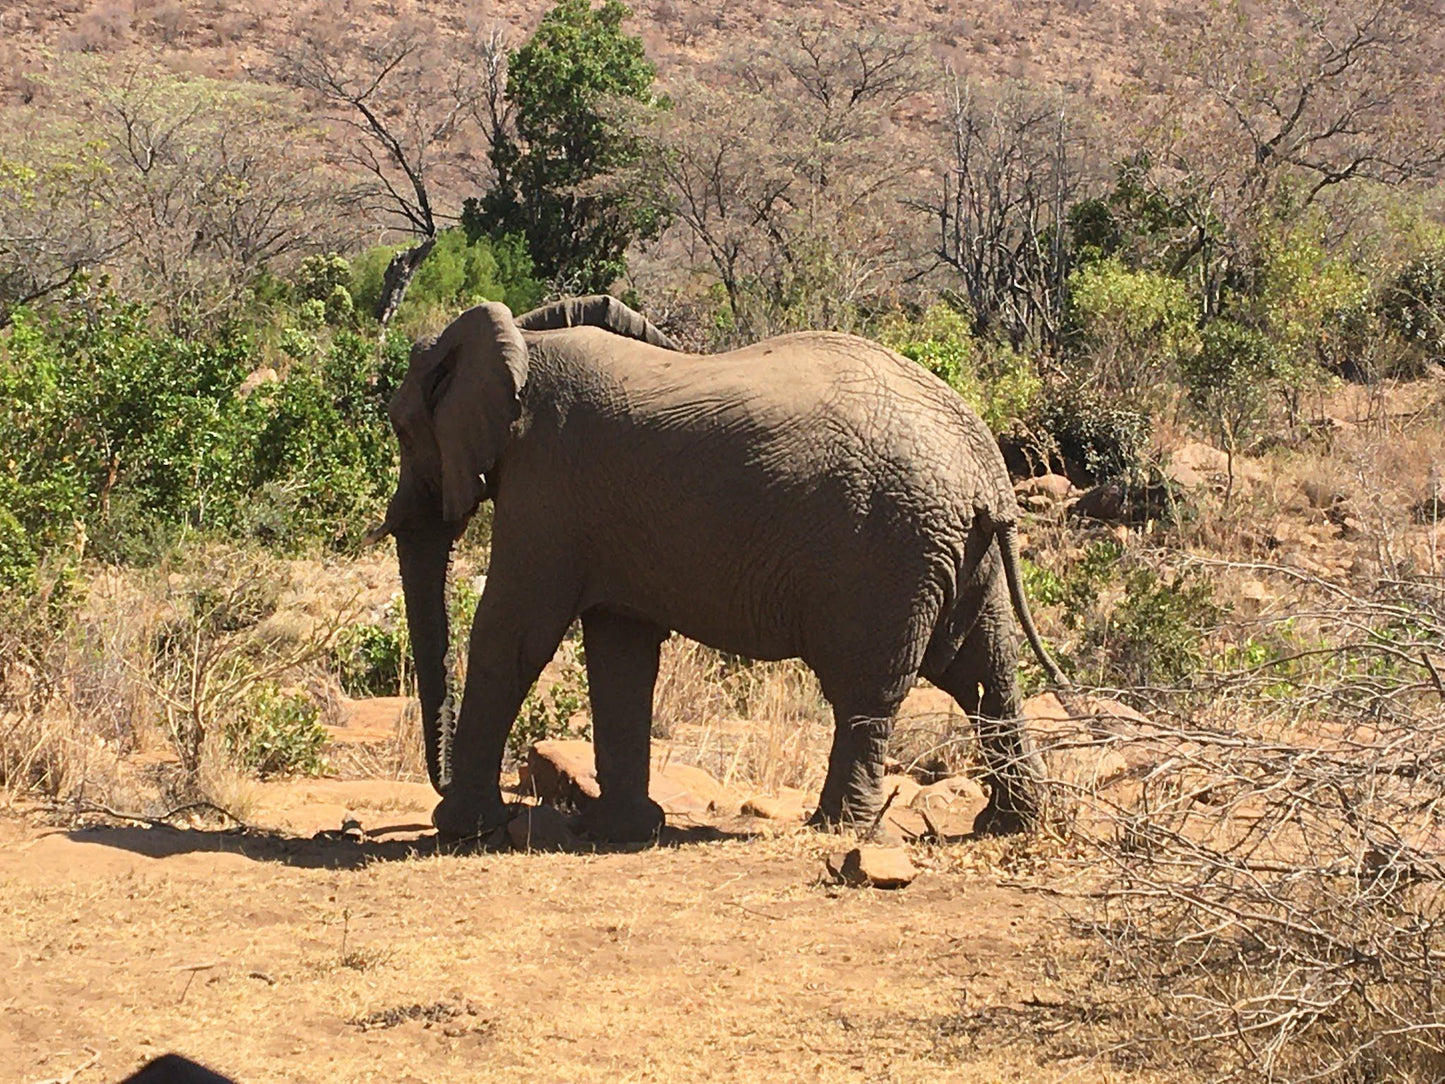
{"left": 530, "top": 326, "right": 1016, "bottom": 525}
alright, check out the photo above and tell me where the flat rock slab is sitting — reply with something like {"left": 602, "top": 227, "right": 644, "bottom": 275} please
{"left": 827, "top": 846, "right": 918, "bottom": 889}
{"left": 739, "top": 789, "right": 810, "bottom": 822}
{"left": 522, "top": 740, "right": 739, "bottom": 818}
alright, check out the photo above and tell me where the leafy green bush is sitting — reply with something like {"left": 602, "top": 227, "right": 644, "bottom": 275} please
{"left": 0, "top": 287, "right": 408, "bottom": 597}
{"left": 1179, "top": 320, "right": 1279, "bottom": 464}
{"left": 332, "top": 616, "right": 408, "bottom": 698}
{"left": 349, "top": 229, "right": 544, "bottom": 330}
{"left": 1065, "top": 256, "right": 1197, "bottom": 396}
{"left": 1376, "top": 247, "right": 1445, "bottom": 376}
{"left": 1038, "top": 385, "right": 1152, "bottom": 483}
{"left": 226, "top": 682, "right": 328, "bottom": 777}
{"left": 509, "top": 639, "right": 591, "bottom": 763}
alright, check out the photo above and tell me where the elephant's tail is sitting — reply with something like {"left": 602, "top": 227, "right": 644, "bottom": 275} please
{"left": 998, "top": 522, "right": 1071, "bottom": 688}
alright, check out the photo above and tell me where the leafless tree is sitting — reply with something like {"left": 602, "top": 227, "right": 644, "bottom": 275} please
{"left": 1137, "top": 0, "right": 1445, "bottom": 312}
{"left": 929, "top": 76, "right": 1093, "bottom": 352}
{"left": 280, "top": 18, "right": 509, "bottom": 324}
{"left": 653, "top": 21, "right": 933, "bottom": 340}
{"left": 61, "top": 59, "right": 337, "bottom": 328}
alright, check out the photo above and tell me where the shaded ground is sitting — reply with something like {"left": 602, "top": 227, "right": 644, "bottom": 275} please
{"left": 0, "top": 780, "right": 1156, "bottom": 1084}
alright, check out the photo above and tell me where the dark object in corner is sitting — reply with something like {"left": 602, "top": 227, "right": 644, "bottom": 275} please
{"left": 120, "top": 1055, "right": 239, "bottom": 1084}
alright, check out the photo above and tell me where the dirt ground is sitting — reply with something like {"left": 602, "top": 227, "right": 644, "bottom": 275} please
{"left": 0, "top": 772, "right": 1159, "bottom": 1084}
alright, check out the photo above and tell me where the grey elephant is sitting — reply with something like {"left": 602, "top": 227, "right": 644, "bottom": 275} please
{"left": 370, "top": 295, "right": 1066, "bottom": 842}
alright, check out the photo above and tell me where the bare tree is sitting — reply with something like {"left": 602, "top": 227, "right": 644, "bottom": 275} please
{"left": 62, "top": 59, "right": 337, "bottom": 328}
{"left": 0, "top": 122, "right": 124, "bottom": 326}
{"left": 930, "top": 77, "right": 1093, "bottom": 352}
{"left": 654, "top": 21, "right": 933, "bottom": 340}
{"left": 1138, "top": 0, "right": 1445, "bottom": 313}
{"left": 280, "top": 19, "right": 507, "bottom": 324}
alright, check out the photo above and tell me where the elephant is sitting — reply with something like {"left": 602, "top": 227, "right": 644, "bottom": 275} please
{"left": 370, "top": 294, "right": 1067, "bottom": 843}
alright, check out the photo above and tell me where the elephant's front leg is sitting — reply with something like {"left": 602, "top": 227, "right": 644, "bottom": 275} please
{"left": 432, "top": 586, "right": 576, "bottom": 840}
{"left": 576, "top": 608, "right": 668, "bottom": 843}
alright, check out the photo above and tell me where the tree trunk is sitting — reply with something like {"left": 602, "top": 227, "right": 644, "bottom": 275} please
{"left": 374, "top": 236, "right": 437, "bottom": 326}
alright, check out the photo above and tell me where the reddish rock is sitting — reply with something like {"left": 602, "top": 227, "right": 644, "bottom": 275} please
{"left": 740, "top": 789, "right": 809, "bottom": 822}
{"left": 827, "top": 846, "right": 918, "bottom": 889}
{"left": 521, "top": 741, "right": 602, "bottom": 805}
{"left": 520, "top": 741, "right": 738, "bottom": 818}
{"left": 1014, "top": 473, "right": 1075, "bottom": 502}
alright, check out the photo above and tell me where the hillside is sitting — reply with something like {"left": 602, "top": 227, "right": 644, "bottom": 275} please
{"left": 3, "top": 0, "right": 1167, "bottom": 106}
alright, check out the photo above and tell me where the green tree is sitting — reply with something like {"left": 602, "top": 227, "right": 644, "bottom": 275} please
{"left": 462, "top": 0, "right": 669, "bottom": 292}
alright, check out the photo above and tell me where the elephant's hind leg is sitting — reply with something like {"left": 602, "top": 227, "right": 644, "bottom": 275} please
{"left": 577, "top": 608, "right": 668, "bottom": 843}
{"left": 808, "top": 678, "right": 910, "bottom": 837}
{"left": 927, "top": 613, "right": 1046, "bottom": 835}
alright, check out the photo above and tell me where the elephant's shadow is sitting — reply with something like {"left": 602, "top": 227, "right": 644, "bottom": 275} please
{"left": 63, "top": 816, "right": 755, "bottom": 871}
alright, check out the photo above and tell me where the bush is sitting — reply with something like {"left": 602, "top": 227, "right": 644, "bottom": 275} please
{"left": 1376, "top": 247, "right": 1445, "bottom": 375}
{"left": 349, "top": 229, "right": 544, "bottom": 330}
{"left": 332, "top": 616, "right": 407, "bottom": 698}
{"left": 1066, "top": 256, "right": 1197, "bottom": 396}
{"left": 227, "top": 682, "right": 328, "bottom": 777}
{"left": 509, "top": 637, "right": 590, "bottom": 763}
{"left": 0, "top": 287, "right": 408, "bottom": 596}
{"left": 1038, "top": 385, "right": 1152, "bottom": 483}
{"left": 1179, "top": 319, "right": 1279, "bottom": 466}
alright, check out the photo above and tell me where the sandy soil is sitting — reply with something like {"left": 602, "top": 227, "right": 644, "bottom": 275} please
{"left": 0, "top": 779, "right": 1154, "bottom": 1084}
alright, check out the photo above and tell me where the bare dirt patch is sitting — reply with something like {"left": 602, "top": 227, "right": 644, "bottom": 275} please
{"left": 0, "top": 793, "right": 1159, "bottom": 1084}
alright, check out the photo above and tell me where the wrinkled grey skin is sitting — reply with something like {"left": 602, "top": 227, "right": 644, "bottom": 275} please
{"left": 376, "top": 295, "right": 1066, "bottom": 843}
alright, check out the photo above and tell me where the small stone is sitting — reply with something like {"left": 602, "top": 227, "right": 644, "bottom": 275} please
{"left": 505, "top": 804, "right": 576, "bottom": 852}
{"left": 826, "top": 846, "right": 918, "bottom": 889}
{"left": 740, "top": 791, "right": 808, "bottom": 822}
{"left": 1014, "top": 473, "right": 1074, "bottom": 502}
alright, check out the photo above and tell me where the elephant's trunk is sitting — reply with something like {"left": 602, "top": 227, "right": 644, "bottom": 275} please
{"left": 396, "top": 524, "right": 455, "bottom": 793}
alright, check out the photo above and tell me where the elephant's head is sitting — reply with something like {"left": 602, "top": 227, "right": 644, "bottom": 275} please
{"left": 372, "top": 302, "right": 528, "bottom": 792}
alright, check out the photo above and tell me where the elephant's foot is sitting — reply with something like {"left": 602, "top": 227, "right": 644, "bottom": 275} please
{"left": 971, "top": 795, "right": 1038, "bottom": 837}
{"left": 432, "top": 787, "right": 510, "bottom": 842}
{"left": 576, "top": 794, "right": 665, "bottom": 843}
{"left": 806, "top": 796, "right": 900, "bottom": 844}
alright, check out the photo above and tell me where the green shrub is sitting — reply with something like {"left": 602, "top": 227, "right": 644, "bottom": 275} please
{"left": 293, "top": 253, "right": 353, "bottom": 304}
{"left": 509, "top": 639, "right": 591, "bottom": 763}
{"left": 1065, "top": 256, "right": 1197, "bottom": 397}
{"left": 332, "top": 616, "right": 407, "bottom": 698}
{"left": 879, "top": 303, "right": 1041, "bottom": 432}
{"left": 349, "top": 229, "right": 545, "bottom": 329}
{"left": 1179, "top": 320, "right": 1279, "bottom": 463}
{"left": 0, "top": 288, "right": 408, "bottom": 596}
{"left": 226, "top": 682, "right": 328, "bottom": 777}
{"left": 1038, "top": 386, "right": 1152, "bottom": 483}
{"left": 1376, "top": 247, "right": 1445, "bottom": 375}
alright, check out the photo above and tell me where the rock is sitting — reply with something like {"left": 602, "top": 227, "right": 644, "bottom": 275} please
{"left": 520, "top": 740, "right": 738, "bottom": 818}
{"left": 1170, "top": 440, "right": 1230, "bottom": 475}
{"left": 506, "top": 804, "right": 576, "bottom": 851}
{"left": 903, "top": 776, "right": 988, "bottom": 838}
{"left": 521, "top": 740, "right": 602, "bottom": 805}
{"left": 1071, "top": 482, "right": 1126, "bottom": 523}
{"left": 826, "top": 846, "right": 918, "bottom": 889}
{"left": 897, "top": 683, "right": 963, "bottom": 721}
{"left": 740, "top": 790, "right": 809, "bottom": 822}
{"left": 1014, "top": 473, "right": 1074, "bottom": 502}
{"left": 649, "top": 763, "right": 733, "bottom": 817}
{"left": 878, "top": 773, "right": 922, "bottom": 809}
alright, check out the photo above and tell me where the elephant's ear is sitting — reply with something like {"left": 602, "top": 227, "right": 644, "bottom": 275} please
{"left": 428, "top": 302, "right": 529, "bottom": 523}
